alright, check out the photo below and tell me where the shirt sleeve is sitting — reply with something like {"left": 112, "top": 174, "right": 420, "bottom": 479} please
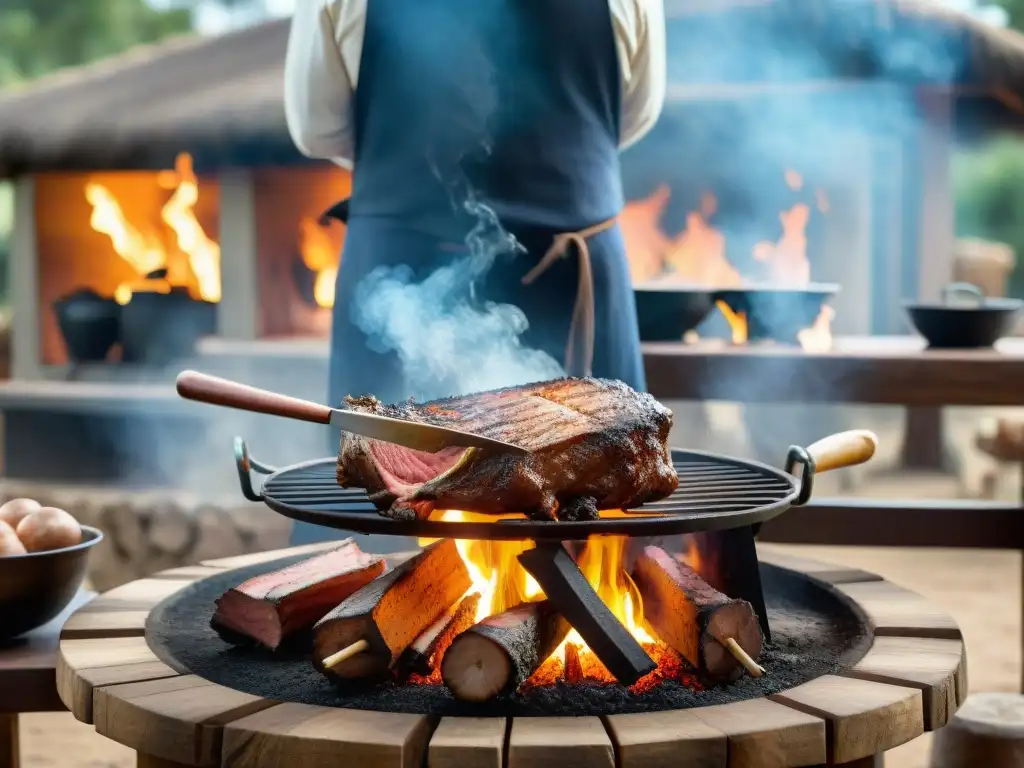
{"left": 284, "top": 0, "right": 357, "bottom": 168}
{"left": 616, "top": 0, "right": 667, "bottom": 150}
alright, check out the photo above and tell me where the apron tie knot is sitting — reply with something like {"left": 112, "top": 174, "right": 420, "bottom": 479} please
{"left": 521, "top": 218, "right": 616, "bottom": 378}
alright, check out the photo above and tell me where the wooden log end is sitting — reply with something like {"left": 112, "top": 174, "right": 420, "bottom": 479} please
{"left": 441, "top": 632, "right": 513, "bottom": 703}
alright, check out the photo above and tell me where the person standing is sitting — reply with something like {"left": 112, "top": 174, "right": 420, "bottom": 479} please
{"left": 284, "top": 0, "right": 666, "bottom": 545}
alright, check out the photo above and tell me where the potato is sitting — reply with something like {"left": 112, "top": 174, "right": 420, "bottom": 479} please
{"left": 16, "top": 507, "right": 81, "bottom": 552}
{"left": 0, "top": 520, "right": 27, "bottom": 556}
{"left": 0, "top": 498, "right": 40, "bottom": 529}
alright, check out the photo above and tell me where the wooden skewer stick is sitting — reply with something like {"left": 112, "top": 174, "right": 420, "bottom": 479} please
{"left": 722, "top": 637, "right": 764, "bottom": 677}
{"left": 322, "top": 638, "right": 369, "bottom": 669}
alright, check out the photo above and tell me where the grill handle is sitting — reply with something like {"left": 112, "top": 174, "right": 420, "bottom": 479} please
{"left": 785, "top": 429, "right": 879, "bottom": 506}
{"left": 234, "top": 437, "right": 279, "bottom": 502}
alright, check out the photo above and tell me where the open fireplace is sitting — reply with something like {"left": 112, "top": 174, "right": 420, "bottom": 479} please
{"left": 31, "top": 154, "right": 351, "bottom": 371}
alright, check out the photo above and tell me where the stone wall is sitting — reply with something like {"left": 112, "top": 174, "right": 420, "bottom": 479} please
{"left": 0, "top": 482, "right": 292, "bottom": 590}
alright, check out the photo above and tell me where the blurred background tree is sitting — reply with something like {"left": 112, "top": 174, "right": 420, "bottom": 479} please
{"left": 0, "top": 0, "right": 194, "bottom": 88}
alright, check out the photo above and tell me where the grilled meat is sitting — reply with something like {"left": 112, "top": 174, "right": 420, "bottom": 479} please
{"left": 336, "top": 377, "right": 678, "bottom": 521}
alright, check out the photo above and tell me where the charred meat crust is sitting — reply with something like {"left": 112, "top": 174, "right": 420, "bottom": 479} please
{"left": 336, "top": 377, "right": 679, "bottom": 522}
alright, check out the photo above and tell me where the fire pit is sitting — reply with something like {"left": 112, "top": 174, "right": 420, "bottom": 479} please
{"left": 56, "top": 543, "right": 966, "bottom": 767}
{"left": 50, "top": 416, "right": 964, "bottom": 766}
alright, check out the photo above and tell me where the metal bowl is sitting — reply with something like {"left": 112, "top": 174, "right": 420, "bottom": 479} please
{"left": 0, "top": 526, "right": 103, "bottom": 639}
{"left": 714, "top": 284, "right": 840, "bottom": 343}
{"left": 632, "top": 284, "right": 717, "bottom": 341}
{"left": 904, "top": 283, "right": 1023, "bottom": 349}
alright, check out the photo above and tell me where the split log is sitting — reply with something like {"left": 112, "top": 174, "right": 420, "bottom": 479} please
{"left": 397, "top": 592, "right": 480, "bottom": 679}
{"left": 632, "top": 545, "right": 763, "bottom": 682}
{"left": 441, "top": 600, "right": 569, "bottom": 702}
{"left": 211, "top": 538, "right": 385, "bottom": 650}
{"left": 313, "top": 539, "right": 471, "bottom": 679}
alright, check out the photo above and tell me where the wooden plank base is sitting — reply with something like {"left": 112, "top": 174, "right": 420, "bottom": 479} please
{"left": 137, "top": 755, "right": 193, "bottom": 768}
{"left": 508, "top": 717, "right": 614, "bottom": 768}
{"left": 51, "top": 544, "right": 966, "bottom": 768}
{"left": 0, "top": 714, "right": 17, "bottom": 768}
{"left": 428, "top": 717, "right": 506, "bottom": 768}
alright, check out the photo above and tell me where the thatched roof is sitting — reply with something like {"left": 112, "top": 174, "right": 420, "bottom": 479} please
{"left": 2, "top": 0, "right": 1024, "bottom": 177}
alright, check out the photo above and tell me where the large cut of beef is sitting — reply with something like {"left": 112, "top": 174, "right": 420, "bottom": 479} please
{"left": 336, "top": 377, "right": 678, "bottom": 521}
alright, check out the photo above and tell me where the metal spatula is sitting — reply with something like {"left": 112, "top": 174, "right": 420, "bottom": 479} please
{"left": 175, "top": 370, "right": 528, "bottom": 455}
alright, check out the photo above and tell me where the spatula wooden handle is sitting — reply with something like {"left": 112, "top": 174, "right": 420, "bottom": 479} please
{"left": 176, "top": 370, "right": 333, "bottom": 425}
{"left": 805, "top": 430, "right": 878, "bottom": 473}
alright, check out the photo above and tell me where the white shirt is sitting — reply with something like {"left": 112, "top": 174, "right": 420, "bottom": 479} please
{"left": 284, "top": 0, "right": 666, "bottom": 170}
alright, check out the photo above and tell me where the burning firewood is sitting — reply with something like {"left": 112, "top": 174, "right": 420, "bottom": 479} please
{"left": 632, "top": 546, "right": 764, "bottom": 681}
{"left": 564, "top": 642, "right": 584, "bottom": 684}
{"left": 441, "top": 600, "right": 570, "bottom": 702}
{"left": 314, "top": 539, "right": 471, "bottom": 679}
{"left": 397, "top": 592, "right": 480, "bottom": 680}
{"left": 210, "top": 539, "right": 385, "bottom": 650}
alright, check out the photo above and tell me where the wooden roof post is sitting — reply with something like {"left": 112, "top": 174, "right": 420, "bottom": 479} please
{"left": 217, "top": 169, "right": 259, "bottom": 340}
{"left": 10, "top": 175, "right": 41, "bottom": 380}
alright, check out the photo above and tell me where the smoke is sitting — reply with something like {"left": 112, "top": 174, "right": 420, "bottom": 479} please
{"left": 351, "top": 196, "right": 565, "bottom": 400}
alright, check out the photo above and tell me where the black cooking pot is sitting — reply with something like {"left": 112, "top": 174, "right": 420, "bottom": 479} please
{"left": 0, "top": 526, "right": 103, "bottom": 639}
{"left": 714, "top": 284, "right": 840, "bottom": 343}
{"left": 633, "top": 284, "right": 716, "bottom": 341}
{"left": 904, "top": 282, "right": 1023, "bottom": 349}
{"left": 120, "top": 288, "right": 217, "bottom": 365}
{"left": 52, "top": 288, "right": 121, "bottom": 363}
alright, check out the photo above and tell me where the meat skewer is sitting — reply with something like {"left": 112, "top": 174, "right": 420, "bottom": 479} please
{"left": 441, "top": 600, "right": 569, "bottom": 702}
{"left": 631, "top": 546, "right": 764, "bottom": 681}
{"left": 210, "top": 539, "right": 385, "bottom": 650}
{"left": 397, "top": 592, "right": 481, "bottom": 679}
{"left": 313, "top": 539, "right": 471, "bottom": 678}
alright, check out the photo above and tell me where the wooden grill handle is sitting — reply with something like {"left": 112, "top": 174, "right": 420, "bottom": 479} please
{"left": 175, "top": 370, "right": 333, "bottom": 425}
{"left": 805, "top": 430, "right": 878, "bottom": 473}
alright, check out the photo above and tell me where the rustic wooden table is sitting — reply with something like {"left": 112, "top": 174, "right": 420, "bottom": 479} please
{"left": 56, "top": 543, "right": 966, "bottom": 768}
{"left": 0, "top": 588, "right": 94, "bottom": 768}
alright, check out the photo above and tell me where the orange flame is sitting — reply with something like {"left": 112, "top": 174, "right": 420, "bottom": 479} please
{"left": 418, "top": 512, "right": 653, "bottom": 680}
{"left": 85, "top": 153, "right": 220, "bottom": 305}
{"left": 298, "top": 217, "right": 340, "bottom": 309}
{"left": 620, "top": 169, "right": 833, "bottom": 349}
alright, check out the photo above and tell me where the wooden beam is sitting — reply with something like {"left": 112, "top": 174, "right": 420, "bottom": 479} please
{"left": 10, "top": 176, "right": 40, "bottom": 380}
{"left": 217, "top": 169, "right": 258, "bottom": 340}
{"left": 756, "top": 498, "right": 1024, "bottom": 549}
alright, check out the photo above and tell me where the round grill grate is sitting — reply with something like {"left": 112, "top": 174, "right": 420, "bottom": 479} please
{"left": 253, "top": 448, "right": 800, "bottom": 540}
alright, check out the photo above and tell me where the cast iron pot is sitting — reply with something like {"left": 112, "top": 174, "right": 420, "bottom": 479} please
{"left": 714, "top": 284, "right": 840, "bottom": 343}
{"left": 52, "top": 289, "right": 121, "bottom": 363}
{"left": 633, "top": 284, "right": 716, "bottom": 341}
{"left": 120, "top": 288, "right": 217, "bottom": 366}
{"left": 904, "top": 282, "right": 1023, "bottom": 349}
{"left": 0, "top": 526, "right": 103, "bottom": 639}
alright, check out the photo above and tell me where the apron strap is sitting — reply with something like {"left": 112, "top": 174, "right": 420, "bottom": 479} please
{"left": 520, "top": 217, "right": 617, "bottom": 377}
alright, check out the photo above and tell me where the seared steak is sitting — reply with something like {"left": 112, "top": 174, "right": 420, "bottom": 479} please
{"left": 336, "top": 378, "right": 678, "bottom": 521}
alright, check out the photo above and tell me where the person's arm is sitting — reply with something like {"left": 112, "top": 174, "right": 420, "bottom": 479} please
{"left": 284, "top": 0, "right": 362, "bottom": 168}
{"left": 614, "top": 0, "right": 667, "bottom": 150}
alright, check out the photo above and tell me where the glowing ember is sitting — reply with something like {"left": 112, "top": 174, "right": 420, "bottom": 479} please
{"left": 298, "top": 217, "right": 341, "bottom": 309}
{"left": 85, "top": 152, "right": 220, "bottom": 305}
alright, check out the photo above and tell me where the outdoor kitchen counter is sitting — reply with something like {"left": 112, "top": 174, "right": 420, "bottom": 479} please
{"left": 54, "top": 543, "right": 967, "bottom": 768}
{"left": 643, "top": 336, "right": 1024, "bottom": 406}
